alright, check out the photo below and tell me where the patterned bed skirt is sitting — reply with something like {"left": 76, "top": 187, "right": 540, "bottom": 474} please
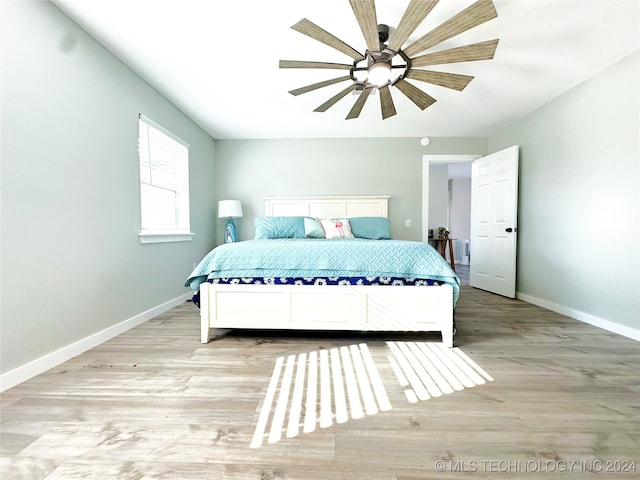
{"left": 192, "top": 276, "right": 444, "bottom": 308}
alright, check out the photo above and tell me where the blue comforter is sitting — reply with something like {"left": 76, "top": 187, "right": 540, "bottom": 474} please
{"left": 185, "top": 238, "right": 459, "bottom": 304}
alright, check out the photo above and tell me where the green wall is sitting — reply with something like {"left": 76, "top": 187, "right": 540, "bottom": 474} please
{"left": 488, "top": 52, "right": 639, "bottom": 332}
{"left": 215, "top": 137, "right": 486, "bottom": 244}
{"left": 1, "top": 1, "right": 217, "bottom": 376}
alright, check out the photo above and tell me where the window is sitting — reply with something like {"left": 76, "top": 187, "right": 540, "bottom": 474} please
{"left": 138, "top": 114, "right": 193, "bottom": 243}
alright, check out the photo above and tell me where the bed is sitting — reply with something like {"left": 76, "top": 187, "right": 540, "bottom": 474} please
{"left": 185, "top": 196, "right": 459, "bottom": 347}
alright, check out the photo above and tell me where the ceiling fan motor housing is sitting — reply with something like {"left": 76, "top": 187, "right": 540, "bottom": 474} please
{"left": 377, "top": 24, "right": 389, "bottom": 44}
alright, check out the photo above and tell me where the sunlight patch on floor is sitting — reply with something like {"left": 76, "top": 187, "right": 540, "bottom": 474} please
{"left": 250, "top": 342, "right": 492, "bottom": 448}
{"left": 387, "top": 341, "right": 493, "bottom": 403}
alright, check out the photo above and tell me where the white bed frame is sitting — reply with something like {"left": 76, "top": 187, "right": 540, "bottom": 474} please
{"left": 199, "top": 196, "right": 454, "bottom": 347}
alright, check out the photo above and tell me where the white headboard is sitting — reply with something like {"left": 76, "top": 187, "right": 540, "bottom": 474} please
{"left": 264, "top": 195, "right": 390, "bottom": 218}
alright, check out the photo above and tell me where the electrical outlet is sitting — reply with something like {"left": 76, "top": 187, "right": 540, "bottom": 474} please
{"left": 405, "top": 219, "right": 412, "bottom": 228}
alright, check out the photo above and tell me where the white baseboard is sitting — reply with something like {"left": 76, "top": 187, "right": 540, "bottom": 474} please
{"left": 516, "top": 292, "right": 640, "bottom": 342}
{"left": 0, "top": 292, "right": 193, "bottom": 393}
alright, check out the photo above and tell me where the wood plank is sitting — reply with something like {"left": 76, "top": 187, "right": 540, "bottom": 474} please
{"left": 2, "top": 287, "right": 639, "bottom": 479}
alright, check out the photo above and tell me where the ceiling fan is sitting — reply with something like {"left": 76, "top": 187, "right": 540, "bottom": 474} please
{"left": 279, "top": 0, "right": 499, "bottom": 120}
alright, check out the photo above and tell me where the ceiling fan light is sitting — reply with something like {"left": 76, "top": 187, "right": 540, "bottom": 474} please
{"left": 367, "top": 62, "right": 391, "bottom": 87}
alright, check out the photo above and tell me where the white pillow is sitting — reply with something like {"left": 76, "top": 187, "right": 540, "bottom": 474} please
{"left": 320, "top": 218, "right": 354, "bottom": 239}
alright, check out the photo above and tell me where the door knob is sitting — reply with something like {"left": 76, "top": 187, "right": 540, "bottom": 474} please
{"left": 505, "top": 227, "right": 513, "bottom": 233}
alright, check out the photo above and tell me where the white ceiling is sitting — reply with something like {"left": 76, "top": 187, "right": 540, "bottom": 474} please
{"left": 53, "top": 0, "right": 639, "bottom": 140}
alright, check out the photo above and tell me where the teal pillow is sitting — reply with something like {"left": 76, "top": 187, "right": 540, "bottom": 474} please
{"left": 254, "top": 216, "right": 306, "bottom": 239}
{"left": 349, "top": 217, "right": 392, "bottom": 240}
{"left": 304, "top": 217, "right": 325, "bottom": 238}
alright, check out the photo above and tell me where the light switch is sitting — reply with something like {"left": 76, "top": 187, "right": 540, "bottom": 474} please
{"left": 405, "top": 219, "right": 412, "bottom": 228}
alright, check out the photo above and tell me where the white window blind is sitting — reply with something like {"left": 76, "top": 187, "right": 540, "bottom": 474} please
{"left": 138, "top": 114, "right": 193, "bottom": 243}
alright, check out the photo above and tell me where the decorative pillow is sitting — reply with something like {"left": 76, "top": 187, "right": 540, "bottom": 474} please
{"left": 320, "top": 218, "right": 354, "bottom": 239}
{"left": 304, "top": 217, "right": 325, "bottom": 239}
{"left": 254, "top": 216, "right": 306, "bottom": 239}
{"left": 349, "top": 216, "right": 392, "bottom": 240}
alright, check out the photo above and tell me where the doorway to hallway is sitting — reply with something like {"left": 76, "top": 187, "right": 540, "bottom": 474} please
{"left": 422, "top": 155, "right": 478, "bottom": 278}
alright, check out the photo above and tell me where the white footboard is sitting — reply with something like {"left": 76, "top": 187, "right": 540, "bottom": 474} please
{"left": 200, "top": 282, "right": 454, "bottom": 347}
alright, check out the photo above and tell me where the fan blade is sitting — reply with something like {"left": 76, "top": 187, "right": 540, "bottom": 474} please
{"left": 411, "top": 39, "right": 499, "bottom": 67}
{"left": 289, "top": 76, "right": 352, "bottom": 96}
{"left": 349, "top": 0, "right": 379, "bottom": 52}
{"left": 403, "top": 0, "right": 498, "bottom": 58}
{"left": 291, "top": 18, "right": 364, "bottom": 61}
{"left": 314, "top": 84, "right": 358, "bottom": 112}
{"left": 406, "top": 69, "right": 474, "bottom": 91}
{"left": 394, "top": 79, "right": 436, "bottom": 110}
{"left": 387, "top": 0, "right": 439, "bottom": 52}
{"left": 279, "top": 60, "right": 352, "bottom": 70}
{"left": 379, "top": 86, "right": 397, "bottom": 119}
{"left": 346, "top": 88, "right": 373, "bottom": 119}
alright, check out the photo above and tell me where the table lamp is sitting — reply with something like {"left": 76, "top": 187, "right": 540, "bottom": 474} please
{"left": 218, "top": 200, "right": 243, "bottom": 243}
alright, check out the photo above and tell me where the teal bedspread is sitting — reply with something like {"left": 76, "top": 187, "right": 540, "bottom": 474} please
{"left": 185, "top": 238, "right": 459, "bottom": 304}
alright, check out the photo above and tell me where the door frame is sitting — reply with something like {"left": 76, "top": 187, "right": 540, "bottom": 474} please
{"left": 422, "top": 155, "right": 482, "bottom": 242}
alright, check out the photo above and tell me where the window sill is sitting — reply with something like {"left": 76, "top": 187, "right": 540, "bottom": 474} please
{"left": 139, "top": 232, "right": 195, "bottom": 244}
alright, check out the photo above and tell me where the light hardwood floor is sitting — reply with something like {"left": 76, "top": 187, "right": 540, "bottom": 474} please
{"left": 2, "top": 286, "right": 639, "bottom": 479}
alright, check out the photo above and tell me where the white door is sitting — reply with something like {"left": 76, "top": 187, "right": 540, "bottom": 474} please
{"left": 469, "top": 146, "right": 519, "bottom": 297}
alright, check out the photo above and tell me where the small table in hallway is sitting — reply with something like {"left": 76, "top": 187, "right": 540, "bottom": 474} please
{"left": 429, "top": 237, "right": 456, "bottom": 272}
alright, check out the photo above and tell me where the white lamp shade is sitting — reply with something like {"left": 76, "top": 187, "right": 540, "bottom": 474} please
{"left": 217, "top": 200, "right": 243, "bottom": 219}
{"left": 367, "top": 62, "right": 391, "bottom": 87}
